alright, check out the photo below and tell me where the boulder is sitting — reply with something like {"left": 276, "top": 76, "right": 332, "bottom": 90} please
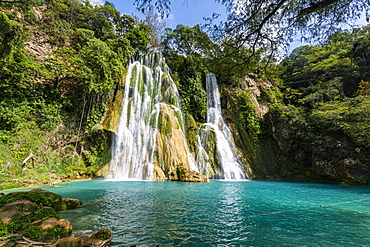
{"left": 81, "top": 228, "right": 113, "bottom": 247}
{"left": 0, "top": 199, "right": 39, "bottom": 224}
{"left": 3, "top": 189, "right": 66, "bottom": 211}
{"left": 3, "top": 199, "right": 39, "bottom": 213}
{"left": 56, "top": 219, "right": 73, "bottom": 232}
{"left": 39, "top": 217, "right": 72, "bottom": 232}
{"left": 0, "top": 189, "right": 111, "bottom": 247}
{"left": 177, "top": 164, "right": 209, "bottom": 182}
{"left": 39, "top": 217, "right": 58, "bottom": 230}
{"left": 62, "top": 198, "right": 82, "bottom": 209}
{"left": 57, "top": 235, "right": 82, "bottom": 247}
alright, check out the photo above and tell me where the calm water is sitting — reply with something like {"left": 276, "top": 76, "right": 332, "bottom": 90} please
{"left": 4, "top": 180, "right": 370, "bottom": 246}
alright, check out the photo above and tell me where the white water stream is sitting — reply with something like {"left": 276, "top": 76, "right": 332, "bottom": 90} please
{"left": 108, "top": 55, "right": 162, "bottom": 180}
{"left": 196, "top": 73, "right": 246, "bottom": 180}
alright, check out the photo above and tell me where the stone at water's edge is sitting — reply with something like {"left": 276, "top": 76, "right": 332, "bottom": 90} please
{"left": 0, "top": 189, "right": 112, "bottom": 247}
{"left": 63, "top": 197, "right": 83, "bottom": 209}
{"left": 81, "top": 228, "right": 113, "bottom": 247}
{"left": 177, "top": 164, "right": 209, "bottom": 182}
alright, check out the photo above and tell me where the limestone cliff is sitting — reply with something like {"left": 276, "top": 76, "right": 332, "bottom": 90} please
{"left": 153, "top": 104, "right": 192, "bottom": 180}
{"left": 221, "top": 75, "right": 370, "bottom": 184}
{"left": 268, "top": 106, "right": 370, "bottom": 182}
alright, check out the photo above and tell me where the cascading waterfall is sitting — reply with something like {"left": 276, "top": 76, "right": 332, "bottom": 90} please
{"left": 107, "top": 55, "right": 161, "bottom": 180}
{"left": 196, "top": 73, "right": 247, "bottom": 180}
{"left": 107, "top": 54, "right": 197, "bottom": 180}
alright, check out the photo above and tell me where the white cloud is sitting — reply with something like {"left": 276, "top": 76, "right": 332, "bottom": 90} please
{"left": 88, "top": 0, "right": 103, "bottom": 6}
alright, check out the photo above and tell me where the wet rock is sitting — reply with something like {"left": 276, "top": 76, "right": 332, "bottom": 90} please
{"left": 39, "top": 217, "right": 72, "bottom": 232}
{"left": 0, "top": 199, "right": 39, "bottom": 224}
{"left": 62, "top": 198, "right": 82, "bottom": 209}
{"left": 81, "top": 228, "right": 113, "bottom": 247}
{"left": 57, "top": 235, "right": 82, "bottom": 247}
{"left": 177, "top": 164, "right": 209, "bottom": 182}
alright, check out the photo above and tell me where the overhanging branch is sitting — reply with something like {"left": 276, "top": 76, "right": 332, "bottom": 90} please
{"left": 296, "top": 0, "right": 340, "bottom": 18}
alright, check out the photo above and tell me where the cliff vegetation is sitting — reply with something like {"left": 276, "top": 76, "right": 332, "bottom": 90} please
{"left": 0, "top": 0, "right": 150, "bottom": 189}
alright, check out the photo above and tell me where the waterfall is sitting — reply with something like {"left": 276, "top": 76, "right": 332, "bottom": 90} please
{"left": 196, "top": 73, "right": 247, "bottom": 180}
{"left": 107, "top": 54, "right": 197, "bottom": 180}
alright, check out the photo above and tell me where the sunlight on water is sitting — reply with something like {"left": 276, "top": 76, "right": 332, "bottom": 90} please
{"left": 5, "top": 180, "right": 370, "bottom": 246}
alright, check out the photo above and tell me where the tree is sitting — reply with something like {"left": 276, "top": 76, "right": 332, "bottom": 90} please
{"left": 280, "top": 25, "right": 370, "bottom": 100}
{"left": 133, "top": 7, "right": 167, "bottom": 52}
{"left": 162, "top": 24, "right": 214, "bottom": 57}
{"left": 134, "top": 0, "right": 369, "bottom": 61}
{"left": 162, "top": 25, "right": 212, "bottom": 121}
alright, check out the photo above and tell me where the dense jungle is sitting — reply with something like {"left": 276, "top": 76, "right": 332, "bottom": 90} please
{"left": 0, "top": 0, "right": 369, "bottom": 189}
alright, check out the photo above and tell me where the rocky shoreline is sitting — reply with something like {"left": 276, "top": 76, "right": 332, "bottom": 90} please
{"left": 0, "top": 189, "right": 112, "bottom": 247}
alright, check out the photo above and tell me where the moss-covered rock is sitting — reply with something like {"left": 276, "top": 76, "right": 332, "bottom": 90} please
{"left": 177, "top": 164, "right": 209, "bottom": 182}
{"left": 0, "top": 189, "right": 65, "bottom": 211}
{"left": 81, "top": 227, "right": 113, "bottom": 247}
{"left": 62, "top": 198, "right": 82, "bottom": 209}
{"left": 0, "top": 189, "right": 111, "bottom": 247}
{"left": 153, "top": 104, "right": 194, "bottom": 181}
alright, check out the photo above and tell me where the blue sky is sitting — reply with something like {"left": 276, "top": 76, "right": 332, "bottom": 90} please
{"left": 109, "top": 0, "right": 226, "bottom": 28}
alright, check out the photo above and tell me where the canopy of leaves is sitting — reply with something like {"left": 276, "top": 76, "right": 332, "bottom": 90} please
{"left": 280, "top": 25, "right": 370, "bottom": 102}
{"left": 135, "top": 0, "right": 369, "bottom": 61}
{"left": 277, "top": 25, "right": 370, "bottom": 148}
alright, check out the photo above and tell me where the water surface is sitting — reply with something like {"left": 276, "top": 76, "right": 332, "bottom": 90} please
{"left": 4, "top": 180, "right": 370, "bottom": 246}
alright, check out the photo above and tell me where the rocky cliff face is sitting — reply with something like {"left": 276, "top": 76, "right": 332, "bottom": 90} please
{"left": 153, "top": 104, "right": 194, "bottom": 181}
{"left": 222, "top": 75, "right": 370, "bottom": 184}
{"left": 221, "top": 75, "right": 281, "bottom": 179}
{"left": 269, "top": 108, "right": 370, "bottom": 182}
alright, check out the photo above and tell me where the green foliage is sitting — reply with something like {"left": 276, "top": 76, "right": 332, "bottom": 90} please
{"left": 94, "top": 228, "right": 111, "bottom": 240}
{"left": 136, "top": 0, "right": 369, "bottom": 64}
{"left": 280, "top": 26, "right": 370, "bottom": 100}
{"left": 0, "top": 191, "right": 62, "bottom": 208}
{"left": 277, "top": 26, "right": 370, "bottom": 150}
{"left": 0, "top": 0, "right": 155, "bottom": 184}
{"left": 0, "top": 0, "right": 43, "bottom": 14}
{"left": 309, "top": 97, "right": 370, "bottom": 147}
{"left": 356, "top": 80, "right": 370, "bottom": 96}
{"left": 0, "top": 222, "right": 8, "bottom": 237}
{"left": 0, "top": 11, "right": 24, "bottom": 60}
{"left": 24, "top": 225, "right": 43, "bottom": 241}
{"left": 235, "top": 91, "right": 261, "bottom": 143}
{"left": 24, "top": 222, "right": 72, "bottom": 241}
{"left": 44, "top": 224, "right": 72, "bottom": 239}
{"left": 162, "top": 25, "right": 214, "bottom": 121}
{"left": 8, "top": 207, "right": 58, "bottom": 233}
{"left": 269, "top": 103, "right": 306, "bottom": 127}
{"left": 163, "top": 24, "right": 214, "bottom": 57}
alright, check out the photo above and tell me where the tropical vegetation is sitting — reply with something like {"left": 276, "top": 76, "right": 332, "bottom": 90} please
{"left": 0, "top": 0, "right": 369, "bottom": 188}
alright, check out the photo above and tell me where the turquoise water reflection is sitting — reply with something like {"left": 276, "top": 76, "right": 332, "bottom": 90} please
{"left": 5, "top": 180, "right": 370, "bottom": 246}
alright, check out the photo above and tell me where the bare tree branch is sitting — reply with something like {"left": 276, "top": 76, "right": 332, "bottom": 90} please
{"left": 296, "top": 0, "right": 341, "bottom": 19}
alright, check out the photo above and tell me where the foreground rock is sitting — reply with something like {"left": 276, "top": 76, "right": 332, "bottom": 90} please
{"left": 0, "top": 189, "right": 112, "bottom": 247}
{"left": 177, "top": 164, "right": 209, "bottom": 182}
